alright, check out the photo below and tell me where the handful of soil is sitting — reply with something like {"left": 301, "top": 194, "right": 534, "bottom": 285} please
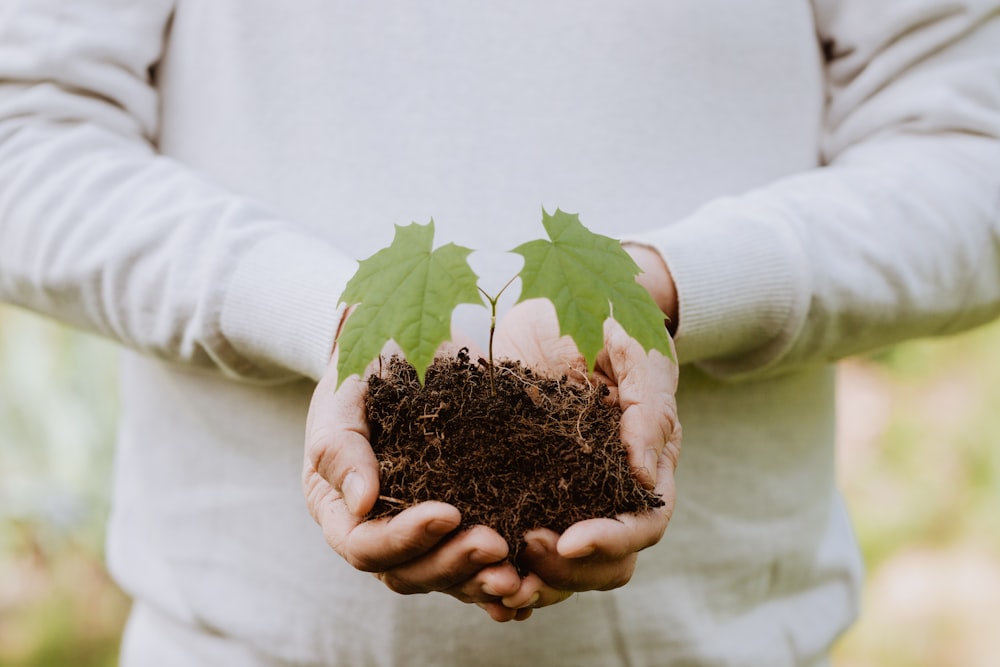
{"left": 365, "top": 350, "right": 664, "bottom": 564}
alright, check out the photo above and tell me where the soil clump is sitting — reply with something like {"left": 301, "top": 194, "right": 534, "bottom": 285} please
{"left": 365, "top": 350, "right": 664, "bottom": 565}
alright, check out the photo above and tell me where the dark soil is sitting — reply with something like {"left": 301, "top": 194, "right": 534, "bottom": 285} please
{"left": 365, "top": 349, "right": 664, "bottom": 566}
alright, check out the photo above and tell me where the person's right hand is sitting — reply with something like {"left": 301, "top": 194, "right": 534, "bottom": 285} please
{"left": 486, "top": 299, "right": 680, "bottom": 615}
{"left": 302, "top": 346, "right": 531, "bottom": 620}
{"left": 482, "top": 243, "right": 682, "bottom": 616}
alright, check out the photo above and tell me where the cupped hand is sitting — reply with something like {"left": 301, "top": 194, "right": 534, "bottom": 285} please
{"left": 302, "top": 341, "right": 525, "bottom": 616}
{"left": 490, "top": 297, "right": 681, "bottom": 611}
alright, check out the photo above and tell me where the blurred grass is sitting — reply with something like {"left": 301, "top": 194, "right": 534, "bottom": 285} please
{"left": 833, "top": 318, "right": 1000, "bottom": 667}
{"left": 1, "top": 303, "right": 999, "bottom": 665}
{"left": 0, "top": 305, "right": 126, "bottom": 667}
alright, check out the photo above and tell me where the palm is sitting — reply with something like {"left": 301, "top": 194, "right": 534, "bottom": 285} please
{"left": 490, "top": 298, "right": 681, "bottom": 601}
{"left": 493, "top": 299, "right": 594, "bottom": 385}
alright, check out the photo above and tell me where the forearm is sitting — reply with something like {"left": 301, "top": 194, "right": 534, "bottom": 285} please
{"left": 642, "top": 134, "right": 1000, "bottom": 375}
{"left": 0, "top": 2, "right": 355, "bottom": 382}
{"left": 629, "top": 2, "right": 1000, "bottom": 378}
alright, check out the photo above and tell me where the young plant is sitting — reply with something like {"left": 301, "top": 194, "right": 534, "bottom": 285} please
{"left": 334, "top": 209, "right": 673, "bottom": 390}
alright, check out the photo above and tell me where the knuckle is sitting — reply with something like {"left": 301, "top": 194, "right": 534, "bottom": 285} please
{"left": 309, "top": 435, "right": 355, "bottom": 489}
{"left": 542, "top": 571, "right": 582, "bottom": 592}
{"left": 539, "top": 590, "right": 574, "bottom": 608}
{"left": 380, "top": 572, "right": 427, "bottom": 596}
{"left": 304, "top": 420, "right": 335, "bottom": 458}
{"left": 386, "top": 529, "right": 428, "bottom": 558}
{"left": 343, "top": 549, "right": 381, "bottom": 573}
{"left": 629, "top": 513, "right": 669, "bottom": 554}
{"left": 598, "top": 562, "right": 636, "bottom": 592}
{"left": 305, "top": 425, "right": 338, "bottom": 467}
{"left": 419, "top": 562, "right": 472, "bottom": 593}
{"left": 444, "top": 585, "right": 478, "bottom": 604}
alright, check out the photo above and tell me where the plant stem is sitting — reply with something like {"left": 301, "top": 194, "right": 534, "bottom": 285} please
{"left": 478, "top": 275, "right": 519, "bottom": 397}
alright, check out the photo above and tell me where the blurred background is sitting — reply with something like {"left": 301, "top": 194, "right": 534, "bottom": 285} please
{"left": 1, "top": 303, "right": 999, "bottom": 667}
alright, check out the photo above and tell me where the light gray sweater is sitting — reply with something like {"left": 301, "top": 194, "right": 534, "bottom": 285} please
{"left": 1, "top": 1, "right": 999, "bottom": 665}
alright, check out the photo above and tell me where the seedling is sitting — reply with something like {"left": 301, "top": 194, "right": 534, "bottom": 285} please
{"left": 335, "top": 209, "right": 673, "bottom": 392}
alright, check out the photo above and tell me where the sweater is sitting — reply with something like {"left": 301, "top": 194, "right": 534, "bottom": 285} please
{"left": 2, "top": 1, "right": 999, "bottom": 665}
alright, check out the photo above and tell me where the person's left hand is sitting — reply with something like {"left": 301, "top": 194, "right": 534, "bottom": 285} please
{"left": 302, "top": 340, "right": 525, "bottom": 617}
{"left": 486, "top": 297, "right": 681, "bottom": 616}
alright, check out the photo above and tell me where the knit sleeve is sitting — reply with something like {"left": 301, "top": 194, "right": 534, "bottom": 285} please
{"left": 629, "top": 0, "right": 1000, "bottom": 378}
{"left": 0, "top": 0, "right": 356, "bottom": 382}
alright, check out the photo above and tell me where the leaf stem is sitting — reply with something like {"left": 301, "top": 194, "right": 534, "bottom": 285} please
{"left": 478, "top": 274, "right": 519, "bottom": 397}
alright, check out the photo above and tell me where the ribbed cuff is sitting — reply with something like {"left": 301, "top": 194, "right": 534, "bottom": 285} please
{"left": 219, "top": 232, "right": 357, "bottom": 382}
{"left": 625, "top": 197, "right": 809, "bottom": 377}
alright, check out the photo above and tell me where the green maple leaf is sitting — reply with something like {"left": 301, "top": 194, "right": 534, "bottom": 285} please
{"left": 512, "top": 209, "right": 674, "bottom": 372}
{"left": 336, "top": 221, "right": 481, "bottom": 386}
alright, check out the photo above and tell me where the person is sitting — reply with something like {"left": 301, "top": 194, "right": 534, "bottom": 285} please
{"left": 1, "top": 1, "right": 998, "bottom": 665}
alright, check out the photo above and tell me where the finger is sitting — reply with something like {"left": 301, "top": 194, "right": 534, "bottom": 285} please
{"left": 492, "top": 299, "right": 587, "bottom": 382}
{"left": 517, "top": 456, "right": 675, "bottom": 592}
{"left": 436, "top": 562, "right": 522, "bottom": 605}
{"left": 557, "top": 447, "right": 675, "bottom": 563}
{"left": 376, "top": 526, "right": 513, "bottom": 596}
{"left": 500, "top": 571, "right": 574, "bottom": 609}
{"left": 338, "top": 501, "right": 462, "bottom": 572}
{"left": 456, "top": 561, "right": 523, "bottom": 600}
{"left": 519, "top": 529, "right": 638, "bottom": 593}
{"left": 305, "top": 370, "right": 379, "bottom": 516}
{"left": 620, "top": 398, "right": 676, "bottom": 489}
{"left": 557, "top": 511, "right": 668, "bottom": 562}
{"left": 600, "top": 318, "right": 679, "bottom": 489}
{"left": 302, "top": 471, "right": 364, "bottom": 559}
{"left": 477, "top": 601, "right": 532, "bottom": 622}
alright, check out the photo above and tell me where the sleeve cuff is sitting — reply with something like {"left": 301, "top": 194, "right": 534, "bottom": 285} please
{"left": 219, "top": 232, "right": 357, "bottom": 382}
{"left": 626, "top": 196, "right": 810, "bottom": 378}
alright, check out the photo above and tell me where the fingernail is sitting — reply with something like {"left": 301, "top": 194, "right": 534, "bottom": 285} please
{"left": 341, "top": 472, "right": 365, "bottom": 515}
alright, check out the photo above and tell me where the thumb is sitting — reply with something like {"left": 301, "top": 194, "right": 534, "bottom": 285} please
{"left": 599, "top": 318, "right": 679, "bottom": 490}
{"left": 304, "top": 353, "right": 380, "bottom": 517}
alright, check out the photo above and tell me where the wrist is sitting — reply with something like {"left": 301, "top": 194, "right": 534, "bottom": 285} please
{"left": 624, "top": 243, "right": 679, "bottom": 334}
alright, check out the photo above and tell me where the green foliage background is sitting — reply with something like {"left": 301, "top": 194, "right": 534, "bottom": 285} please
{"left": 0, "top": 306, "right": 126, "bottom": 666}
{"left": 1, "top": 302, "right": 999, "bottom": 666}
